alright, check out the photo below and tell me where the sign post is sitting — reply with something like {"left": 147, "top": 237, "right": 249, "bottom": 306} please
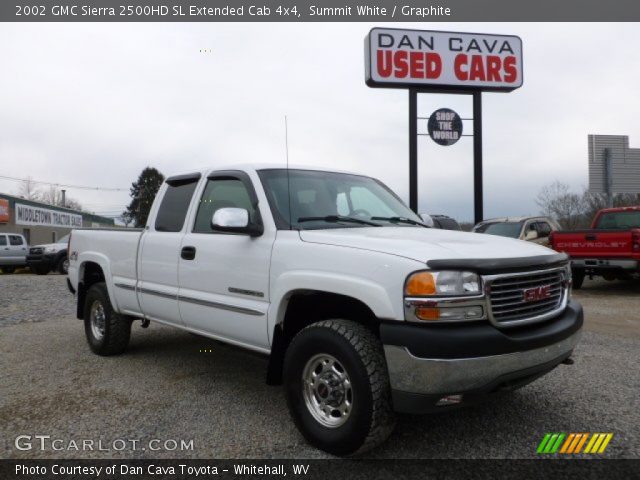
{"left": 365, "top": 28, "right": 523, "bottom": 224}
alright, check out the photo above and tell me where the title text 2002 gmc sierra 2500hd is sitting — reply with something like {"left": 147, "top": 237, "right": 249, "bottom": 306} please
{"left": 68, "top": 165, "right": 583, "bottom": 455}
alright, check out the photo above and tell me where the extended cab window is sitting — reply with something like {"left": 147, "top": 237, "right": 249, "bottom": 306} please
{"left": 0, "top": 236, "right": 6, "bottom": 246}
{"left": 9, "top": 235, "right": 23, "bottom": 246}
{"left": 193, "top": 177, "right": 257, "bottom": 233}
{"left": 155, "top": 175, "right": 200, "bottom": 232}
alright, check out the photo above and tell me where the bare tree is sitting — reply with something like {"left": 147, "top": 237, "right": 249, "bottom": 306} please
{"left": 16, "top": 177, "right": 41, "bottom": 201}
{"left": 536, "top": 181, "right": 586, "bottom": 229}
{"left": 38, "top": 185, "right": 83, "bottom": 211}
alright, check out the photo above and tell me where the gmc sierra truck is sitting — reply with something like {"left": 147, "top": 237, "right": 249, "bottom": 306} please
{"left": 68, "top": 165, "right": 583, "bottom": 455}
{"left": 550, "top": 206, "right": 640, "bottom": 288}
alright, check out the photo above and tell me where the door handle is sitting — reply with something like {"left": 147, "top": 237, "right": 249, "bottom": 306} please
{"left": 181, "top": 246, "right": 196, "bottom": 260}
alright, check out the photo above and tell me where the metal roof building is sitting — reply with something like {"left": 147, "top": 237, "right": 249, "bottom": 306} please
{"left": 0, "top": 192, "right": 115, "bottom": 246}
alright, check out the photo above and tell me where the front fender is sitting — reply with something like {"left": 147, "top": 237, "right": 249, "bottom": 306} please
{"left": 268, "top": 270, "right": 398, "bottom": 344}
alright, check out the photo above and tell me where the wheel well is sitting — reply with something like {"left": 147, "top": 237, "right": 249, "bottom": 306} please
{"left": 266, "top": 290, "right": 380, "bottom": 385}
{"left": 76, "top": 262, "right": 106, "bottom": 319}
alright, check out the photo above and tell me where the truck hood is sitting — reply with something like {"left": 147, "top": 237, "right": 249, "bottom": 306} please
{"left": 32, "top": 242, "right": 66, "bottom": 251}
{"left": 299, "top": 227, "right": 554, "bottom": 264}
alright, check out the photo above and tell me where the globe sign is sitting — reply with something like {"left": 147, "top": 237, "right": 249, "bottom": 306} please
{"left": 427, "top": 108, "right": 463, "bottom": 146}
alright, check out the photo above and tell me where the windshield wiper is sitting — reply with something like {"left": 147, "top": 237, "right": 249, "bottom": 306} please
{"left": 371, "top": 216, "right": 431, "bottom": 227}
{"left": 297, "top": 215, "right": 382, "bottom": 227}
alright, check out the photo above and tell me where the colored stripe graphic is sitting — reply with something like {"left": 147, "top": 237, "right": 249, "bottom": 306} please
{"left": 537, "top": 433, "right": 613, "bottom": 454}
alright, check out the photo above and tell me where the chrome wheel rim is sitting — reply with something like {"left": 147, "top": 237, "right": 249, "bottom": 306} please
{"left": 62, "top": 259, "right": 69, "bottom": 274}
{"left": 302, "top": 353, "right": 353, "bottom": 428}
{"left": 90, "top": 300, "right": 106, "bottom": 340}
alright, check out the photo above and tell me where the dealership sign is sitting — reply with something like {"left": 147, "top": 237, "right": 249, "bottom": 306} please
{"left": 365, "top": 28, "right": 523, "bottom": 91}
{"left": 428, "top": 108, "right": 463, "bottom": 146}
{"left": 15, "top": 203, "right": 82, "bottom": 228}
{"left": 0, "top": 199, "right": 9, "bottom": 223}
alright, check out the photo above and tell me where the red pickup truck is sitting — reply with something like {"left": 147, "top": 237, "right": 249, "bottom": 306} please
{"left": 550, "top": 206, "right": 640, "bottom": 288}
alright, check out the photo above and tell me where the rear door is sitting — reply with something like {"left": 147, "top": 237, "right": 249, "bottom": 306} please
{"left": 7, "top": 235, "right": 27, "bottom": 264}
{"left": 178, "top": 171, "right": 274, "bottom": 350}
{"left": 137, "top": 173, "right": 201, "bottom": 326}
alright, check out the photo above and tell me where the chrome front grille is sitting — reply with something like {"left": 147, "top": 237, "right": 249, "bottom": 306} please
{"left": 486, "top": 268, "right": 567, "bottom": 327}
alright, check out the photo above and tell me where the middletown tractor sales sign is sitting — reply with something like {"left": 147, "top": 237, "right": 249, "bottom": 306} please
{"left": 15, "top": 203, "right": 83, "bottom": 228}
{"left": 365, "top": 28, "right": 523, "bottom": 91}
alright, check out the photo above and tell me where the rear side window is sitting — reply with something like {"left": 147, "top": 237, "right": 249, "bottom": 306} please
{"left": 596, "top": 211, "right": 640, "bottom": 230}
{"left": 155, "top": 175, "right": 200, "bottom": 232}
{"left": 9, "top": 235, "right": 23, "bottom": 245}
{"left": 0, "top": 236, "right": 6, "bottom": 246}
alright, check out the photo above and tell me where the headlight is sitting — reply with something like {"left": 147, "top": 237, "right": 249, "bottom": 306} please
{"left": 44, "top": 246, "right": 57, "bottom": 253}
{"left": 405, "top": 271, "right": 481, "bottom": 297}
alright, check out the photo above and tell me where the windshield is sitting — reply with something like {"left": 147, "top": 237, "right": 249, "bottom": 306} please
{"left": 58, "top": 234, "right": 69, "bottom": 244}
{"left": 595, "top": 211, "right": 640, "bottom": 230}
{"left": 482, "top": 222, "right": 523, "bottom": 238}
{"left": 258, "top": 169, "right": 423, "bottom": 230}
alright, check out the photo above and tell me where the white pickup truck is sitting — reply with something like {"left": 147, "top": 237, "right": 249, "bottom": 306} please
{"left": 68, "top": 165, "right": 583, "bottom": 455}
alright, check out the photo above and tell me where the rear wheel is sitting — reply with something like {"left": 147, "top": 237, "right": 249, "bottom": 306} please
{"left": 1, "top": 266, "right": 16, "bottom": 274}
{"left": 572, "top": 269, "right": 585, "bottom": 289}
{"left": 283, "top": 319, "right": 395, "bottom": 456}
{"left": 84, "top": 282, "right": 131, "bottom": 356}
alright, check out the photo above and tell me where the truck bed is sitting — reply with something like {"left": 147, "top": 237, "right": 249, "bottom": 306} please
{"left": 551, "top": 229, "right": 637, "bottom": 259}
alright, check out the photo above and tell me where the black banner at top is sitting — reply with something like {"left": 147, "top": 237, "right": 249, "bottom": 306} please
{"left": 2, "top": 0, "right": 640, "bottom": 22}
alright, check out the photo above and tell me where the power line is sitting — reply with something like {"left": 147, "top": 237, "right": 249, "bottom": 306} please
{"left": 0, "top": 174, "right": 129, "bottom": 192}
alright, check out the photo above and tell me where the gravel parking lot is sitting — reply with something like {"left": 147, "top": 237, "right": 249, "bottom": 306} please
{"left": 1, "top": 273, "right": 638, "bottom": 459}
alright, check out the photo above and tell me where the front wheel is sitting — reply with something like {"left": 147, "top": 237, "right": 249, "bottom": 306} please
{"left": 1, "top": 266, "right": 16, "bottom": 274}
{"left": 84, "top": 282, "right": 131, "bottom": 356}
{"left": 57, "top": 256, "right": 69, "bottom": 275}
{"left": 283, "top": 319, "right": 395, "bottom": 456}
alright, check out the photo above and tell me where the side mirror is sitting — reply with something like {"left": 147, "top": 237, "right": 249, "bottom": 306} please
{"left": 211, "top": 208, "right": 263, "bottom": 237}
{"left": 525, "top": 229, "right": 538, "bottom": 241}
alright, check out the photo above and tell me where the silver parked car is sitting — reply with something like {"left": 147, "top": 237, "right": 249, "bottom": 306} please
{"left": 0, "top": 233, "right": 28, "bottom": 274}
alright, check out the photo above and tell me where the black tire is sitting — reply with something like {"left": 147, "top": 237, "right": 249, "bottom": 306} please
{"left": 56, "top": 256, "right": 69, "bottom": 275}
{"left": 83, "top": 282, "right": 131, "bottom": 356}
{"left": 283, "top": 319, "right": 395, "bottom": 456}
{"left": 34, "top": 266, "right": 50, "bottom": 275}
{"left": 1, "top": 266, "right": 16, "bottom": 274}
{"left": 572, "top": 269, "right": 585, "bottom": 289}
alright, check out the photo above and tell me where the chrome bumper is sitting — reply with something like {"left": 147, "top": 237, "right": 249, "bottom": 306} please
{"left": 384, "top": 330, "right": 581, "bottom": 396}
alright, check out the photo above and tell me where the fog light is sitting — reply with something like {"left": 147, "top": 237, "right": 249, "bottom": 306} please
{"left": 414, "top": 306, "right": 440, "bottom": 320}
{"left": 414, "top": 305, "right": 483, "bottom": 322}
{"left": 436, "top": 394, "right": 463, "bottom": 406}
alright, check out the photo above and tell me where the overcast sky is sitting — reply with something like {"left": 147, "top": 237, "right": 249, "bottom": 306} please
{"left": 1, "top": 22, "right": 639, "bottom": 222}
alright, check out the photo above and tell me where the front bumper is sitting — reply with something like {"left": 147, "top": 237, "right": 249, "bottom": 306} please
{"left": 571, "top": 258, "right": 638, "bottom": 270}
{"left": 381, "top": 301, "right": 583, "bottom": 413}
{"left": 26, "top": 253, "right": 56, "bottom": 270}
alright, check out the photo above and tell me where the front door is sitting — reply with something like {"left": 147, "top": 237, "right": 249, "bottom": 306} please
{"left": 178, "top": 171, "right": 274, "bottom": 350}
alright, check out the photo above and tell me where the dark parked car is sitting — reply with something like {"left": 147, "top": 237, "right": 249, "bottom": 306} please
{"left": 420, "top": 214, "right": 461, "bottom": 230}
{"left": 26, "top": 234, "right": 70, "bottom": 275}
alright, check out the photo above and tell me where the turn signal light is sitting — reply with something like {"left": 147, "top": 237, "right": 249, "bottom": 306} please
{"left": 405, "top": 272, "right": 436, "bottom": 296}
{"left": 414, "top": 306, "right": 440, "bottom": 321}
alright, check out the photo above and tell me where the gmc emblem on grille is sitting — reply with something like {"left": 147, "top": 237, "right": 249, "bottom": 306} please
{"left": 523, "top": 285, "right": 551, "bottom": 302}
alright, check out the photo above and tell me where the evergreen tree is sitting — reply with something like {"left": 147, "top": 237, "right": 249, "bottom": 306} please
{"left": 123, "top": 167, "right": 165, "bottom": 227}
